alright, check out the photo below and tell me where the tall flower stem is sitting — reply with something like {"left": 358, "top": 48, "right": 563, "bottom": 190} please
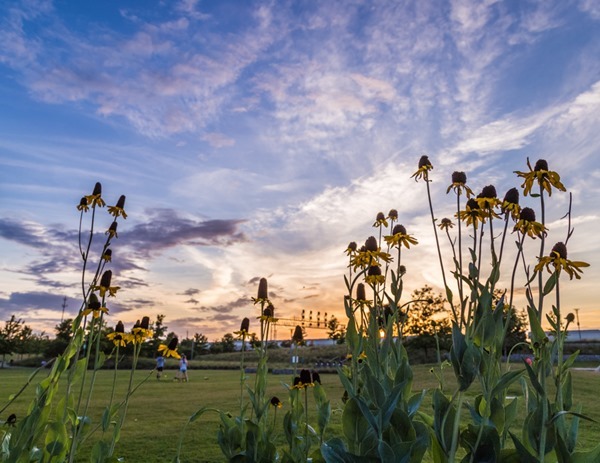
{"left": 426, "top": 175, "right": 457, "bottom": 323}
{"left": 456, "top": 194, "right": 465, "bottom": 328}
{"left": 537, "top": 186, "right": 546, "bottom": 318}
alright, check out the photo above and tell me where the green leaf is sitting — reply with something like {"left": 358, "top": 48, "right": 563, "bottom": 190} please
{"left": 490, "top": 370, "right": 524, "bottom": 399}
{"left": 342, "top": 398, "right": 370, "bottom": 445}
{"left": 571, "top": 442, "right": 600, "bottom": 463}
{"left": 407, "top": 390, "right": 426, "bottom": 418}
{"left": 508, "top": 432, "right": 538, "bottom": 463}
{"left": 548, "top": 410, "right": 597, "bottom": 426}
{"left": 543, "top": 272, "right": 558, "bottom": 295}
{"left": 378, "top": 440, "right": 396, "bottom": 461}
{"left": 527, "top": 306, "right": 546, "bottom": 344}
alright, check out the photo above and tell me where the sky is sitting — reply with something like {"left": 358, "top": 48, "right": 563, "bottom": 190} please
{"left": 0, "top": 0, "right": 599, "bottom": 342}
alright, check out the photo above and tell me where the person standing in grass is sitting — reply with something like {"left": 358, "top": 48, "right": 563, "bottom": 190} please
{"left": 179, "top": 354, "right": 188, "bottom": 382}
{"left": 155, "top": 353, "right": 165, "bottom": 380}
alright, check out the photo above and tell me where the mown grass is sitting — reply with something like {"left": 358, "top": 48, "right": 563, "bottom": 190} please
{"left": 1, "top": 363, "right": 599, "bottom": 462}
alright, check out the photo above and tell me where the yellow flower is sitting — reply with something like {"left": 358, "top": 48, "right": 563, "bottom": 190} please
{"left": 270, "top": 396, "right": 283, "bottom": 408}
{"left": 515, "top": 158, "right": 566, "bottom": 197}
{"left": 345, "top": 241, "right": 358, "bottom": 256}
{"left": 475, "top": 185, "right": 501, "bottom": 217}
{"left": 456, "top": 198, "right": 485, "bottom": 229}
{"left": 234, "top": 317, "right": 251, "bottom": 338}
{"left": 131, "top": 316, "right": 154, "bottom": 343}
{"left": 349, "top": 236, "right": 391, "bottom": 270}
{"left": 106, "top": 222, "right": 118, "bottom": 239}
{"left": 85, "top": 182, "right": 106, "bottom": 208}
{"left": 353, "top": 283, "right": 372, "bottom": 309}
{"left": 411, "top": 155, "right": 433, "bottom": 182}
{"left": 438, "top": 218, "right": 454, "bottom": 230}
{"left": 373, "top": 212, "right": 388, "bottom": 228}
{"left": 501, "top": 187, "right": 521, "bottom": 221}
{"left": 383, "top": 224, "right": 418, "bottom": 249}
{"left": 94, "top": 270, "right": 120, "bottom": 298}
{"left": 292, "top": 369, "right": 319, "bottom": 389}
{"left": 77, "top": 197, "right": 89, "bottom": 212}
{"left": 365, "top": 265, "right": 385, "bottom": 285}
{"left": 107, "top": 195, "right": 128, "bottom": 219}
{"left": 107, "top": 321, "right": 129, "bottom": 347}
{"left": 534, "top": 242, "right": 590, "bottom": 280}
{"left": 251, "top": 278, "right": 270, "bottom": 305}
{"left": 446, "top": 171, "right": 474, "bottom": 197}
{"left": 346, "top": 352, "right": 368, "bottom": 363}
{"left": 513, "top": 207, "right": 547, "bottom": 239}
{"left": 158, "top": 337, "right": 181, "bottom": 359}
{"left": 82, "top": 293, "right": 108, "bottom": 318}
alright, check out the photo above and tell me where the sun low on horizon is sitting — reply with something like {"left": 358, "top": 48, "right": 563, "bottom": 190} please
{"left": 0, "top": 0, "right": 599, "bottom": 341}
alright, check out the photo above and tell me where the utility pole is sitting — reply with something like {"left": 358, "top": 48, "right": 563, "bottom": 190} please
{"left": 61, "top": 296, "right": 68, "bottom": 322}
{"left": 574, "top": 308, "right": 581, "bottom": 340}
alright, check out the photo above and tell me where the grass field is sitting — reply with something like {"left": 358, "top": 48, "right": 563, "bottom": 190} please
{"left": 1, "top": 363, "right": 599, "bottom": 462}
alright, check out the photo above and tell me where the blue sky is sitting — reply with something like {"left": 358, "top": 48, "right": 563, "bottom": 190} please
{"left": 1, "top": 0, "right": 599, "bottom": 341}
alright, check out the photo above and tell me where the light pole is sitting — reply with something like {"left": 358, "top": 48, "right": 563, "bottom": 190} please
{"left": 574, "top": 308, "right": 581, "bottom": 340}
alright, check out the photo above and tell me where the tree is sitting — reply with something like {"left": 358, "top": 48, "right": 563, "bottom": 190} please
{"left": 44, "top": 318, "right": 73, "bottom": 358}
{"left": 193, "top": 333, "right": 209, "bottom": 355}
{"left": 326, "top": 316, "right": 347, "bottom": 344}
{"left": 210, "top": 333, "right": 236, "bottom": 353}
{"left": 403, "top": 286, "right": 450, "bottom": 337}
{"left": 0, "top": 315, "right": 27, "bottom": 366}
{"left": 403, "top": 286, "right": 451, "bottom": 359}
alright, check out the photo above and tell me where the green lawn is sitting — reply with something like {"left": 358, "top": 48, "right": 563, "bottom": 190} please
{"left": 1, "top": 364, "right": 599, "bottom": 462}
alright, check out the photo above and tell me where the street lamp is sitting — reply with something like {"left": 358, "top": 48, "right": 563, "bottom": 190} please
{"left": 574, "top": 308, "right": 581, "bottom": 340}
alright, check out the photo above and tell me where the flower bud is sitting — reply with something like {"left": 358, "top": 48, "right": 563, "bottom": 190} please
{"left": 392, "top": 224, "right": 407, "bottom": 235}
{"left": 263, "top": 304, "right": 274, "bottom": 318}
{"left": 88, "top": 293, "right": 101, "bottom": 310}
{"left": 388, "top": 209, "right": 398, "bottom": 220}
{"left": 520, "top": 207, "right": 536, "bottom": 222}
{"left": 270, "top": 396, "right": 282, "bottom": 407}
{"left": 115, "top": 195, "right": 126, "bottom": 209}
{"left": 92, "top": 182, "right": 102, "bottom": 196}
{"left": 100, "top": 270, "right": 112, "bottom": 288}
{"left": 503, "top": 187, "right": 519, "bottom": 205}
{"left": 356, "top": 283, "right": 366, "bottom": 300}
{"left": 466, "top": 198, "right": 479, "bottom": 209}
{"left": 479, "top": 185, "right": 497, "bottom": 199}
{"left": 140, "top": 316, "right": 150, "bottom": 330}
{"left": 534, "top": 159, "right": 548, "bottom": 171}
{"left": 418, "top": 155, "right": 432, "bottom": 169}
{"left": 452, "top": 171, "right": 467, "bottom": 184}
{"left": 257, "top": 278, "right": 268, "bottom": 299}
{"left": 364, "top": 236, "right": 378, "bottom": 252}
{"left": 300, "top": 369, "right": 312, "bottom": 384}
{"left": 240, "top": 317, "right": 250, "bottom": 332}
{"left": 565, "top": 313, "right": 575, "bottom": 323}
{"left": 368, "top": 266, "right": 382, "bottom": 277}
{"left": 167, "top": 336, "right": 178, "bottom": 350}
{"left": 551, "top": 242, "right": 567, "bottom": 259}
{"left": 115, "top": 321, "right": 125, "bottom": 333}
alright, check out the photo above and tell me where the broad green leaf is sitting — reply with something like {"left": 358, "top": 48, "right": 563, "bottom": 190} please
{"left": 543, "top": 272, "right": 558, "bottom": 295}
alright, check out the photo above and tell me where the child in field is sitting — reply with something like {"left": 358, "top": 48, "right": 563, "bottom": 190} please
{"left": 155, "top": 354, "right": 165, "bottom": 380}
{"left": 178, "top": 354, "right": 188, "bottom": 382}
